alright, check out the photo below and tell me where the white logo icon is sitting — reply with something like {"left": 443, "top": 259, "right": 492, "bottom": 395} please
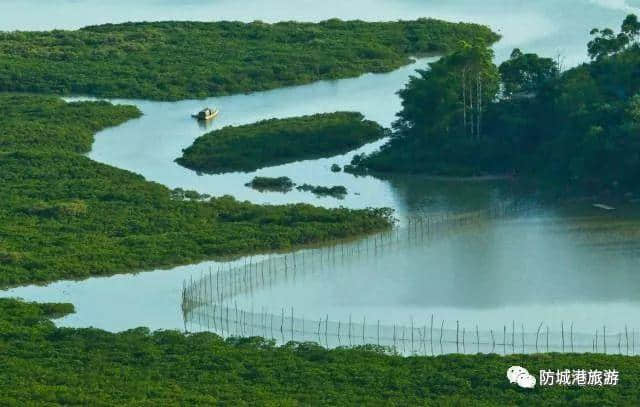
{"left": 507, "top": 366, "right": 536, "bottom": 389}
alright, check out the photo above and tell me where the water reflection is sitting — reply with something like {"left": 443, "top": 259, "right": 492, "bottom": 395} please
{"left": 196, "top": 117, "right": 215, "bottom": 131}
{"left": 227, "top": 213, "right": 640, "bottom": 331}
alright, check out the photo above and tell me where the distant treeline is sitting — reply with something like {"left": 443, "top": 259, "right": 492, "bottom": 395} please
{"left": 176, "top": 112, "right": 389, "bottom": 173}
{"left": 2, "top": 298, "right": 639, "bottom": 406}
{"left": 352, "top": 15, "right": 640, "bottom": 197}
{"left": 0, "top": 19, "right": 499, "bottom": 100}
{"left": 0, "top": 95, "right": 392, "bottom": 287}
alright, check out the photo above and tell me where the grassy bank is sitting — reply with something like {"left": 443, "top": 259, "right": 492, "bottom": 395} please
{"left": 176, "top": 112, "right": 389, "bottom": 173}
{"left": 0, "top": 95, "right": 392, "bottom": 287}
{"left": 0, "top": 19, "right": 499, "bottom": 100}
{"left": 1, "top": 298, "right": 638, "bottom": 406}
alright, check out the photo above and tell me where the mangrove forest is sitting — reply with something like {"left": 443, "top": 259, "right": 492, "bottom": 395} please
{"left": 0, "top": 19, "right": 499, "bottom": 100}
{"left": 0, "top": 95, "right": 393, "bottom": 287}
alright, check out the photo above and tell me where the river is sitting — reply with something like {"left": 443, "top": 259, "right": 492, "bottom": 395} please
{"left": 1, "top": 0, "right": 640, "bottom": 354}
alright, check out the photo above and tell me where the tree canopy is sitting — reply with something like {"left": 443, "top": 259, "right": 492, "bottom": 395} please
{"left": 1, "top": 297, "right": 640, "bottom": 406}
{"left": 177, "top": 112, "right": 390, "bottom": 173}
{"left": 0, "top": 19, "right": 499, "bottom": 100}
{"left": 352, "top": 15, "right": 640, "bottom": 197}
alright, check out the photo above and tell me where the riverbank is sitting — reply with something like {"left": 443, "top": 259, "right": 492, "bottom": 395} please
{"left": 0, "top": 19, "right": 499, "bottom": 100}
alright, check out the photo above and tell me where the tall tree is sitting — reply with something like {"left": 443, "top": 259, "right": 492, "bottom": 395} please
{"left": 393, "top": 42, "right": 499, "bottom": 143}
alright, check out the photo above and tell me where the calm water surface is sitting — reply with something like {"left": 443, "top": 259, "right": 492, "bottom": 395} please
{"left": 1, "top": 1, "right": 640, "bottom": 350}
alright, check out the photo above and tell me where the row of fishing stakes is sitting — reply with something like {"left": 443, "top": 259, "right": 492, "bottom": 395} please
{"left": 177, "top": 200, "right": 640, "bottom": 356}
{"left": 184, "top": 303, "right": 640, "bottom": 357}
{"left": 182, "top": 199, "right": 540, "bottom": 315}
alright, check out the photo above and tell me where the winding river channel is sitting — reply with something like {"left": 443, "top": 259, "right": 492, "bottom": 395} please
{"left": 2, "top": 0, "right": 640, "bottom": 354}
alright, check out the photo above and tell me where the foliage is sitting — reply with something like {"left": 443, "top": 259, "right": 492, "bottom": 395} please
{"left": 296, "top": 184, "right": 348, "bottom": 199}
{"left": 355, "top": 42, "right": 500, "bottom": 175}
{"left": 499, "top": 48, "right": 559, "bottom": 97}
{"left": 0, "top": 93, "right": 141, "bottom": 153}
{"left": 2, "top": 298, "right": 640, "bottom": 406}
{"left": 0, "top": 95, "right": 393, "bottom": 287}
{"left": 176, "top": 112, "right": 390, "bottom": 173}
{"left": 588, "top": 14, "right": 640, "bottom": 60}
{"left": 331, "top": 163, "right": 342, "bottom": 172}
{"left": 354, "top": 15, "right": 640, "bottom": 196}
{"left": 0, "top": 20, "right": 499, "bottom": 101}
{"left": 245, "top": 176, "right": 295, "bottom": 193}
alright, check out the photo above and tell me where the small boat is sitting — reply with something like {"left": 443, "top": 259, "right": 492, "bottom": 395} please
{"left": 192, "top": 107, "right": 218, "bottom": 121}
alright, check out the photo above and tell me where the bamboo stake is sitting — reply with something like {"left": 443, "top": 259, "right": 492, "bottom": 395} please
{"left": 503, "top": 325, "right": 506, "bottom": 354}
{"left": 430, "top": 315, "right": 434, "bottom": 355}
{"left": 363, "top": 316, "right": 366, "bottom": 344}
{"left": 626, "top": 325, "right": 629, "bottom": 355}
{"left": 571, "top": 322, "right": 574, "bottom": 353}
{"left": 546, "top": 325, "right": 549, "bottom": 353}
{"left": 490, "top": 329, "right": 495, "bottom": 353}
{"left": 411, "top": 317, "right": 414, "bottom": 354}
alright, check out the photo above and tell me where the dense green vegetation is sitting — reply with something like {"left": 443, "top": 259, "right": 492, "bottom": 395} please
{"left": 0, "top": 19, "right": 499, "bottom": 100}
{"left": 2, "top": 298, "right": 639, "bottom": 406}
{"left": 297, "top": 184, "right": 349, "bottom": 199}
{"left": 353, "top": 15, "right": 640, "bottom": 197}
{"left": 176, "top": 112, "right": 389, "bottom": 173}
{"left": 0, "top": 95, "right": 392, "bottom": 287}
{"left": 244, "top": 177, "right": 348, "bottom": 198}
{"left": 1, "top": 94, "right": 141, "bottom": 153}
{"left": 245, "top": 176, "right": 295, "bottom": 192}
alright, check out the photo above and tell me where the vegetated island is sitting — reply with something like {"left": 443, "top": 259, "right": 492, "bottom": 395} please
{"left": 0, "top": 19, "right": 499, "bottom": 100}
{"left": 245, "top": 176, "right": 348, "bottom": 199}
{"left": 349, "top": 15, "right": 640, "bottom": 198}
{"left": 296, "top": 184, "right": 348, "bottom": 199}
{"left": 176, "top": 112, "right": 388, "bottom": 173}
{"left": 0, "top": 94, "right": 393, "bottom": 288}
{"left": 245, "top": 176, "right": 295, "bottom": 193}
{"left": 2, "top": 298, "right": 639, "bottom": 406}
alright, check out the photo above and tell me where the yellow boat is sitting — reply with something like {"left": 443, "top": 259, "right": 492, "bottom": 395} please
{"left": 192, "top": 107, "right": 219, "bottom": 120}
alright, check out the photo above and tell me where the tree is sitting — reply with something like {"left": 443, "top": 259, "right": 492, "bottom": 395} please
{"left": 588, "top": 20, "right": 632, "bottom": 60}
{"left": 622, "top": 14, "right": 640, "bottom": 44}
{"left": 499, "top": 49, "right": 559, "bottom": 97}
{"left": 393, "top": 42, "right": 499, "bottom": 143}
